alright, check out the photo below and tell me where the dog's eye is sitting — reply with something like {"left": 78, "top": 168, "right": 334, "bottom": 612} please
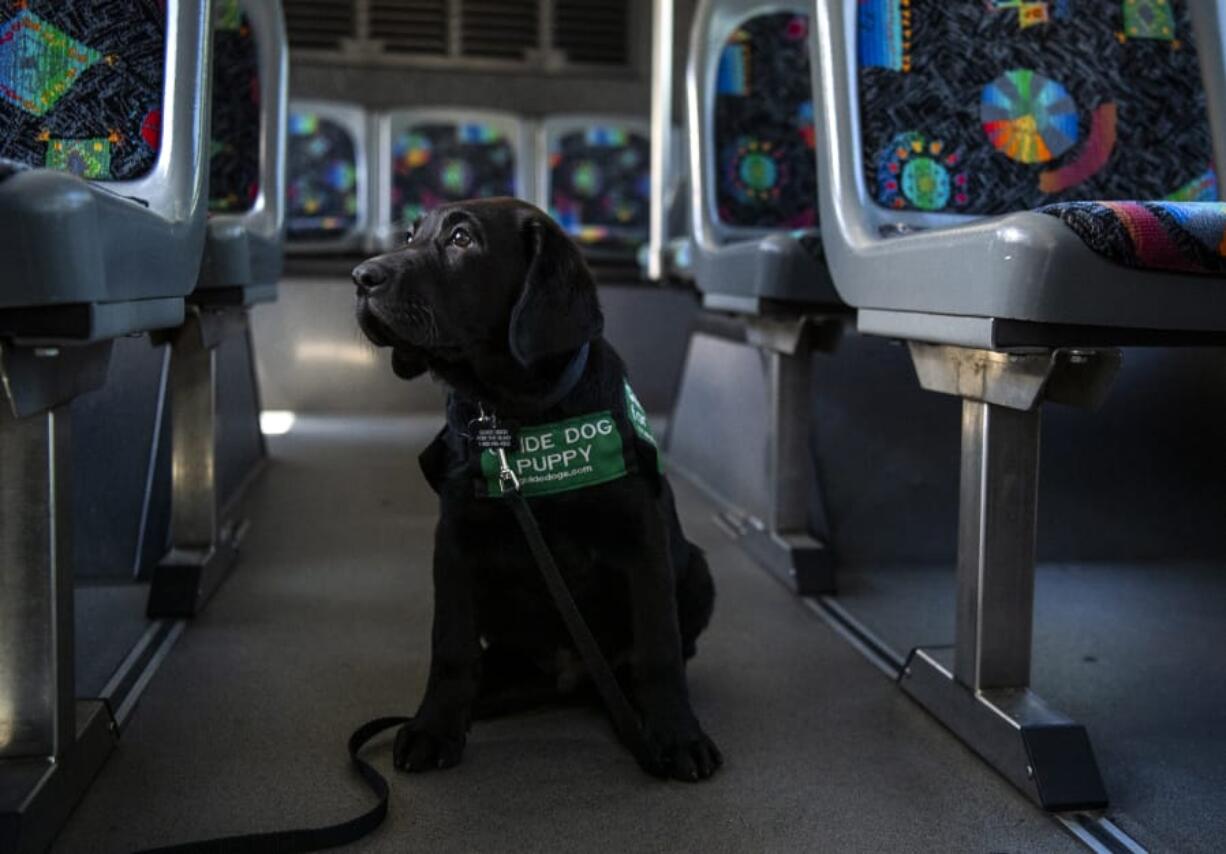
{"left": 403, "top": 230, "right": 414, "bottom": 244}
{"left": 448, "top": 227, "right": 472, "bottom": 248}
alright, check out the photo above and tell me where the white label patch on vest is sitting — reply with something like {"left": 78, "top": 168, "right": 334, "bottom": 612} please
{"left": 481, "top": 410, "right": 626, "bottom": 496}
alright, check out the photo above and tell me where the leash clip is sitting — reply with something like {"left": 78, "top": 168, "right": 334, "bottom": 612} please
{"left": 496, "top": 448, "right": 520, "bottom": 493}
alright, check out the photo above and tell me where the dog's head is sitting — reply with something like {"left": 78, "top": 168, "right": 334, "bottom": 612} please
{"left": 353, "top": 198, "right": 603, "bottom": 386}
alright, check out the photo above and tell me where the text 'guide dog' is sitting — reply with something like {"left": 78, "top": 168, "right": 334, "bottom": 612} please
{"left": 353, "top": 198, "right": 721, "bottom": 781}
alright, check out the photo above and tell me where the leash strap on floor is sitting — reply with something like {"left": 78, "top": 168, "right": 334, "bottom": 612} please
{"left": 504, "top": 488, "right": 653, "bottom": 766}
{"left": 135, "top": 477, "right": 646, "bottom": 852}
{"left": 134, "top": 715, "right": 409, "bottom": 854}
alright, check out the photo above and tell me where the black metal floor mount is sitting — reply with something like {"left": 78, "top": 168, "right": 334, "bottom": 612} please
{"left": 900, "top": 647, "right": 1108, "bottom": 813}
{"left": 0, "top": 702, "right": 116, "bottom": 854}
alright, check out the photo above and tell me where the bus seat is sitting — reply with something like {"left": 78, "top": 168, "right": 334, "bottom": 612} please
{"left": 0, "top": 3, "right": 211, "bottom": 850}
{"left": 285, "top": 101, "right": 370, "bottom": 254}
{"left": 687, "top": 0, "right": 839, "bottom": 313}
{"left": 812, "top": 0, "right": 1226, "bottom": 812}
{"left": 0, "top": 0, "right": 211, "bottom": 341}
{"left": 147, "top": 0, "right": 289, "bottom": 618}
{"left": 196, "top": 0, "right": 288, "bottom": 305}
{"left": 816, "top": 0, "right": 1226, "bottom": 337}
{"left": 538, "top": 115, "right": 651, "bottom": 267}
{"left": 372, "top": 108, "right": 531, "bottom": 250}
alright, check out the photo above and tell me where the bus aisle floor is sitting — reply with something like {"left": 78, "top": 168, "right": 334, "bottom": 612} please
{"left": 51, "top": 415, "right": 1075, "bottom": 853}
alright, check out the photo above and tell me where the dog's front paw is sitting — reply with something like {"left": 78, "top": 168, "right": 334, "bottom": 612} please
{"left": 393, "top": 719, "right": 465, "bottom": 772}
{"left": 639, "top": 717, "right": 723, "bottom": 782}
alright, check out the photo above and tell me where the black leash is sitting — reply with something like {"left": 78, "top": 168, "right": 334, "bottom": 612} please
{"left": 134, "top": 716, "right": 408, "bottom": 853}
{"left": 503, "top": 488, "right": 651, "bottom": 765}
{"left": 134, "top": 447, "right": 646, "bottom": 853}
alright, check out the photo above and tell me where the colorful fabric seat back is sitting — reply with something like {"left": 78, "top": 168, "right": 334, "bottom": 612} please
{"left": 388, "top": 119, "right": 518, "bottom": 228}
{"left": 286, "top": 108, "right": 362, "bottom": 243}
{"left": 857, "top": 0, "right": 1216, "bottom": 218}
{"left": 547, "top": 123, "right": 651, "bottom": 248}
{"left": 0, "top": 0, "right": 166, "bottom": 182}
{"left": 209, "top": 0, "right": 260, "bottom": 213}
{"left": 712, "top": 11, "right": 818, "bottom": 229}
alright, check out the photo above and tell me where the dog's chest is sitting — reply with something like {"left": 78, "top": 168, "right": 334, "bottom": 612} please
{"left": 444, "top": 488, "right": 635, "bottom": 599}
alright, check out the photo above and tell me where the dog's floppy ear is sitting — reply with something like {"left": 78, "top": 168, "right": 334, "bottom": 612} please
{"left": 509, "top": 215, "right": 603, "bottom": 368}
{"left": 391, "top": 348, "right": 428, "bottom": 380}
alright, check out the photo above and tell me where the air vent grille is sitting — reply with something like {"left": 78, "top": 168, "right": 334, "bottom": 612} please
{"left": 553, "top": 0, "right": 628, "bottom": 66}
{"left": 284, "top": 0, "right": 357, "bottom": 51}
{"left": 286, "top": 0, "right": 633, "bottom": 70}
{"left": 460, "top": 0, "right": 538, "bottom": 60}
{"left": 370, "top": 0, "right": 449, "bottom": 55}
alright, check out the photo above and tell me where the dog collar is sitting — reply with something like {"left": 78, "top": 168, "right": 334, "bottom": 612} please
{"left": 536, "top": 342, "right": 590, "bottom": 411}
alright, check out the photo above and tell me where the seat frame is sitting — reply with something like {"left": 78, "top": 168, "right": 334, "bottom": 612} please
{"left": 686, "top": 0, "right": 838, "bottom": 313}
{"left": 0, "top": 0, "right": 213, "bottom": 323}
{"left": 810, "top": 0, "right": 1226, "bottom": 811}
{"left": 667, "top": 0, "right": 842, "bottom": 596}
{"left": 150, "top": 0, "right": 287, "bottom": 619}
{"left": 812, "top": 0, "right": 1226, "bottom": 341}
{"left": 197, "top": 0, "right": 289, "bottom": 298}
{"left": 0, "top": 4, "right": 215, "bottom": 847}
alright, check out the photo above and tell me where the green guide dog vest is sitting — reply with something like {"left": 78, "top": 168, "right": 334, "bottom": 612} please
{"left": 476, "top": 379, "right": 661, "bottom": 498}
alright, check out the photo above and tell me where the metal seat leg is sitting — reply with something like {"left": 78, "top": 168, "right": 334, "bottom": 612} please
{"left": 0, "top": 403, "right": 116, "bottom": 854}
{"left": 730, "top": 339, "right": 835, "bottom": 594}
{"left": 900, "top": 343, "right": 1116, "bottom": 812}
{"left": 147, "top": 308, "right": 248, "bottom": 618}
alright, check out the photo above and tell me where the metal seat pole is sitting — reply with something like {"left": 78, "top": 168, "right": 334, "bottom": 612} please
{"left": 0, "top": 407, "right": 73, "bottom": 762}
{"left": 955, "top": 399, "right": 1040, "bottom": 692}
{"left": 766, "top": 346, "right": 815, "bottom": 540}
{"left": 1, "top": 374, "right": 116, "bottom": 854}
{"left": 900, "top": 343, "right": 1116, "bottom": 812}
{"left": 647, "top": 0, "right": 674, "bottom": 282}
{"left": 148, "top": 308, "right": 240, "bottom": 618}
{"left": 168, "top": 308, "right": 219, "bottom": 555}
{"left": 727, "top": 317, "right": 837, "bottom": 596}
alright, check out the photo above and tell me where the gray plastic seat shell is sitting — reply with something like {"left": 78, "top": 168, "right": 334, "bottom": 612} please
{"left": 811, "top": 0, "right": 1226, "bottom": 337}
{"left": 687, "top": 0, "right": 839, "bottom": 308}
{"left": 0, "top": 0, "right": 212, "bottom": 313}
{"left": 197, "top": 0, "right": 288, "bottom": 295}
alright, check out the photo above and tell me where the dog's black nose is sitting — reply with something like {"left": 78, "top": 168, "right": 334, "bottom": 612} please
{"left": 353, "top": 261, "right": 389, "bottom": 293}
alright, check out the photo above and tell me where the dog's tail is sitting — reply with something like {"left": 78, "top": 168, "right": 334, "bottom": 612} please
{"left": 677, "top": 543, "right": 715, "bottom": 660}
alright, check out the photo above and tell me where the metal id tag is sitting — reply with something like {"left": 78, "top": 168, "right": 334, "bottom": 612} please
{"left": 473, "top": 423, "right": 516, "bottom": 451}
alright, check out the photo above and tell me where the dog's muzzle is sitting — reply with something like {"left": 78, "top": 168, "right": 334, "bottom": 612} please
{"left": 353, "top": 260, "right": 441, "bottom": 350}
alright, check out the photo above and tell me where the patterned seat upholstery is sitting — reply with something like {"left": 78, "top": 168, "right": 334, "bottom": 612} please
{"left": 548, "top": 124, "right": 650, "bottom": 248}
{"left": 0, "top": 0, "right": 165, "bottom": 181}
{"left": 209, "top": 0, "right": 260, "bottom": 213}
{"left": 684, "top": 2, "right": 839, "bottom": 308}
{"left": 389, "top": 120, "right": 517, "bottom": 227}
{"left": 857, "top": 0, "right": 1222, "bottom": 275}
{"left": 286, "top": 110, "right": 360, "bottom": 242}
{"left": 713, "top": 11, "right": 818, "bottom": 231}
{"left": 1039, "top": 200, "right": 1226, "bottom": 275}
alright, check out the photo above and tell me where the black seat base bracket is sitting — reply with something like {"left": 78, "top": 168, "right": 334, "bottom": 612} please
{"left": 0, "top": 701, "right": 117, "bottom": 854}
{"left": 146, "top": 517, "right": 248, "bottom": 618}
{"left": 900, "top": 646, "right": 1108, "bottom": 812}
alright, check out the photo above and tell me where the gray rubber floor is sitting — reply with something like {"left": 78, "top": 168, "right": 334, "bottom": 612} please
{"left": 53, "top": 416, "right": 1076, "bottom": 853}
{"left": 835, "top": 562, "right": 1226, "bottom": 854}
{"left": 75, "top": 584, "right": 152, "bottom": 698}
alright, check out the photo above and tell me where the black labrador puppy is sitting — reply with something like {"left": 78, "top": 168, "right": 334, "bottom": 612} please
{"left": 353, "top": 197, "right": 720, "bottom": 782}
